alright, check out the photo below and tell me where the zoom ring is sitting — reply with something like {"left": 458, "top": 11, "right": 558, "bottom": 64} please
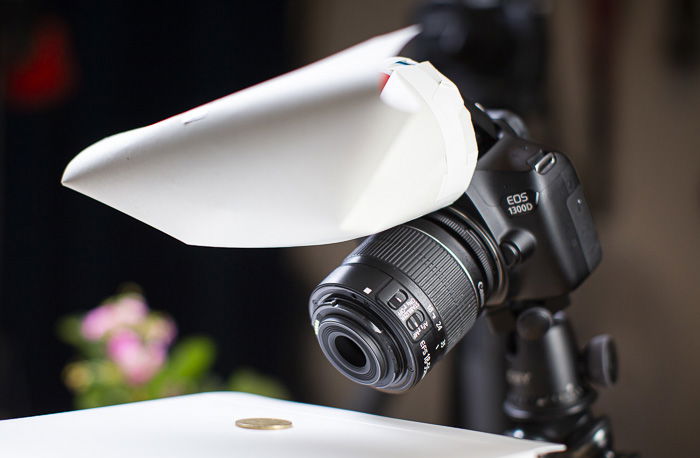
{"left": 349, "top": 225, "right": 479, "bottom": 352}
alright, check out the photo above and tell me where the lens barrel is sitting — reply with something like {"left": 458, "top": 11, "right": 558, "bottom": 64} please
{"left": 309, "top": 210, "right": 500, "bottom": 392}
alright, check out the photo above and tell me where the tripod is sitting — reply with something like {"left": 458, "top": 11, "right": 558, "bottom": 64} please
{"left": 455, "top": 298, "right": 638, "bottom": 457}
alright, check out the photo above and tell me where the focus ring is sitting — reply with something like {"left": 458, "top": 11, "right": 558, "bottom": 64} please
{"left": 427, "top": 211, "right": 498, "bottom": 297}
{"left": 349, "top": 225, "right": 479, "bottom": 352}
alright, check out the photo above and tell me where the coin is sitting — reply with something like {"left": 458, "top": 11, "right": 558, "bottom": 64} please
{"left": 235, "top": 417, "right": 293, "bottom": 430}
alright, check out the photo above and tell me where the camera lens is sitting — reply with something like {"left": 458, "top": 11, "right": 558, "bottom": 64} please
{"left": 336, "top": 336, "right": 366, "bottom": 368}
{"left": 309, "top": 209, "right": 503, "bottom": 392}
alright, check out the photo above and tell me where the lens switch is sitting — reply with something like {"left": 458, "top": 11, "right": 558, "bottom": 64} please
{"left": 406, "top": 311, "right": 425, "bottom": 331}
{"left": 388, "top": 290, "right": 408, "bottom": 309}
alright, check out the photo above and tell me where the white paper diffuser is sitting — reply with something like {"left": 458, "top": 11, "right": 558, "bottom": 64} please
{"left": 61, "top": 27, "right": 479, "bottom": 248}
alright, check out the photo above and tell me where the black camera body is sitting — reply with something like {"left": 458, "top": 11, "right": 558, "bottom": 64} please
{"left": 309, "top": 115, "right": 601, "bottom": 393}
{"left": 463, "top": 122, "right": 601, "bottom": 304}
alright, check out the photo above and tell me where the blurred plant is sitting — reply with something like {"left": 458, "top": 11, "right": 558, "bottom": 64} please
{"left": 58, "top": 286, "right": 288, "bottom": 409}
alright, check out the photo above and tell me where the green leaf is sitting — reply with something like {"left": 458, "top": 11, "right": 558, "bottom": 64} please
{"left": 227, "top": 367, "right": 289, "bottom": 400}
{"left": 74, "top": 384, "right": 131, "bottom": 409}
{"left": 162, "top": 336, "right": 216, "bottom": 382}
{"left": 56, "top": 316, "right": 83, "bottom": 346}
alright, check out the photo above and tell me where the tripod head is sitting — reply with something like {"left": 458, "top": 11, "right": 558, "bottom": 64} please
{"left": 489, "top": 299, "right": 632, "bottom": 458}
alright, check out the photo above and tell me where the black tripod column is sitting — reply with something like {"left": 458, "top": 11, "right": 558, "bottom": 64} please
{"left": 503, "top": 305, "right": 634, "bottom": 457}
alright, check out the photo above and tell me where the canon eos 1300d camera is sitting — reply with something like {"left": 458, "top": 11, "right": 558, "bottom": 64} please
{"left": 309, "top": 109, "right": 601, "bottom": 393}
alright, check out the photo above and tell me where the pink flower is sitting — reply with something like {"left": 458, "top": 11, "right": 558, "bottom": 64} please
{"left": 80, "top": 294, "right": 148, "bottom": 341}
{"left": 81, "top": 304, "right": 116, "bottom": 340}
{"left": 107, "top": 329, "right": 166, "bottom": 385}
{"left": 112, "top": 295, "right": 147, "bottom": 326}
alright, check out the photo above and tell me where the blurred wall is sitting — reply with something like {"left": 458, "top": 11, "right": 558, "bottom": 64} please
{"left": 290, "top": 1, "right": 700, "bottom": 457}
{"left": 559, "top": 2, "right": 700, "bottom": 457}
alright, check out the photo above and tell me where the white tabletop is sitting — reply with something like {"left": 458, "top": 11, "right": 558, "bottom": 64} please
{"left": 0, "top": 392, "right": 564, "bottom": 458}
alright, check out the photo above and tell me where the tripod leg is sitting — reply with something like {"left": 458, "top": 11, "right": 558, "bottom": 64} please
{"left": 453, "top": 316, "right": 507, "bottom": 433}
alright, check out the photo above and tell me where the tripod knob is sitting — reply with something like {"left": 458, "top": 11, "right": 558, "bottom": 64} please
{"left": 583, "top": 334, "right": 618, "bottom": 387}
{"left": 515, "top": 307, "right": 553, "bottom": 340}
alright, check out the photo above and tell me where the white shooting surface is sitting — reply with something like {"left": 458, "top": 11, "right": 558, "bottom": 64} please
{"left": 0, "top": 392, "right": 564, "bottom": 457}
{"left": 61, "top": 27, "right": 479, "bottom": 248}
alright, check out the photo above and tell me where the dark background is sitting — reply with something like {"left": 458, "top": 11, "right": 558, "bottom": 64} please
{"left": 2, "top": 1, "right": 700, "bottom": 457}
{"left": 0, "top": 0, "right": 306, "bottom": 417}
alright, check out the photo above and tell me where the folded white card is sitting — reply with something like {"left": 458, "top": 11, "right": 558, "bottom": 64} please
{"left": 0, "top": 392, "right": 564, "bottom": 458}
{"left": 61, "top": 27, "right": 479, "bottom": 248}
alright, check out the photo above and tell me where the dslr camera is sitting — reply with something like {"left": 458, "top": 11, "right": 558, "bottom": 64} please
{"left": 309, "top": 110, "right": 602, "bottom": 392}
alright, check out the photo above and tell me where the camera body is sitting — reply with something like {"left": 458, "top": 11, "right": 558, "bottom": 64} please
{"left": 309, "top": 115, "right": 601, "bottom": 392}
{"left": 463, "top": 121, "right": 601, "bottom": 304}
